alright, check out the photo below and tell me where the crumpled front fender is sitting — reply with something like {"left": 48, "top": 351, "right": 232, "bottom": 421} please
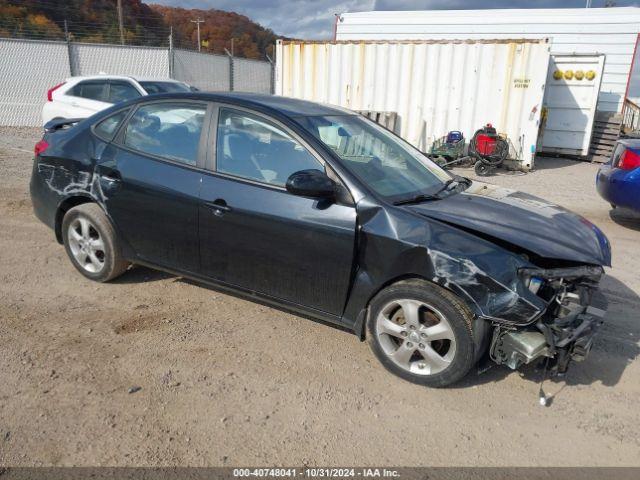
{"left": 343, "top": 199, "right": 546, "bottom": 331}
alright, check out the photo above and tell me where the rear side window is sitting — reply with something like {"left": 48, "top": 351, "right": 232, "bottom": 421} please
{"left": 123, "top": 102, "right": 207, "bottom": 166}
{"left": 109, "top": 82, "right": 141, "bottom": 103}
{"left": 94, "top": 110, "right": 128, "bottom": 141}
{"left": 70, "top": 81, "right": 108, "bottom": 102}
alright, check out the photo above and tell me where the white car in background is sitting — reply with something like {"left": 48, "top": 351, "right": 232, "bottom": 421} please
{"left": 42, "top": 75, "right": 194, "bottom": 125}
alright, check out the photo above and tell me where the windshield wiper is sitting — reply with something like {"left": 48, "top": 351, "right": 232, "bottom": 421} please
{"left": 393, "top": 176, "right": 472, "bottom": 206}
{"left": 431, "top": 175, "right": 472, "bottom": 197}
{"left": 393, "top": 193, "right": 440, "bottom": 206}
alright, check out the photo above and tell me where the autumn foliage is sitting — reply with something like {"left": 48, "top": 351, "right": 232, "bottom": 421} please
{"left": 151, "top": 4, "right": 280, "bottom": 59}
{"left": 0, "top": 0, "right": 282, "bottom": 59}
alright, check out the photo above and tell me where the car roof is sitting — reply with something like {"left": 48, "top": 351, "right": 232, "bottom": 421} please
{"left": 65, "top": 75, "right": 183, "bottom": 83}
{"left": 139, "top": 92, "right": 356, "bottom": 117}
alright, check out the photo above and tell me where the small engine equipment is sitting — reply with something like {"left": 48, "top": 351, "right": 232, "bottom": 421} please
{"left": 468, "top": 123, "right": 509, "bottom": 176}
{"left": 428, "top": 130, "right": 468, "bottom": 168}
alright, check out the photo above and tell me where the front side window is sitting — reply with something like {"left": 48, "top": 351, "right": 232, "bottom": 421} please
{"left": 216, "top": 108, "right": 322, "bottom": 186}
{"left": 296, "top": 115, "right": 450, "bottom": 202}
{"left": 123, "top": 103, "right": 206, "bottom": 166}
{"left": 70, "top": 81, "right": 108, "bottom": 102}
{"left": 109, "top": 82, "right": 141, "bottom": 103}
{"left": 94, "top": 110, "right": 127, "bottom": 141}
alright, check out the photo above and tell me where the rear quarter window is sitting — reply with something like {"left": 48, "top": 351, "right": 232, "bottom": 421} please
{"left": 612, "top": 144, "right": 625, "bottom": 167}
{"left": 94, "top": 110, "right": 128, "bottom": 141}
{"left": 139, "top": 81, "right": 191, "bottom": 94}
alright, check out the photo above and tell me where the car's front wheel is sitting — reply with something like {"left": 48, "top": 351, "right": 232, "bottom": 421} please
{"left": 367, "top": 279, "right": 476, "bottom": 387}
{"left": 62, "top": 203, "right": 129, "bottom": 282}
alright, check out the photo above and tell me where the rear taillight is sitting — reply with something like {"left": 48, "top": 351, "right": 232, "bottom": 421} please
{"left": 34, "top": 139, "right": 49, "bottom": 156}
{"left": 47, "top": 82, "right": 65, "bottom": 101}
{"left": 618, "top": 148, "right": 640, "bottom": 171}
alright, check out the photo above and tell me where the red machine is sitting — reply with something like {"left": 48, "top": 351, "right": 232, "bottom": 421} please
{"left": 469, "top": 124, "right": 509, "bottom": 176}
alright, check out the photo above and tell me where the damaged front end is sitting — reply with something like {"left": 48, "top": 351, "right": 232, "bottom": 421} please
{"left": 490, "top": 265, "right": 607, "bottom": 374}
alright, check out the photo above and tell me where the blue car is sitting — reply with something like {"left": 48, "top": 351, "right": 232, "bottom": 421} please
{"left": 596, "top": 138, "right": 640, "bottom": 211}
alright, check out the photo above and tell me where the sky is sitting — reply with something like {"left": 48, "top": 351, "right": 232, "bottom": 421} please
{"left": 152, "top": 0, "right": 639, "bottom": 97}
{"left": 152, "top": 0, "right": 640, "bottom": 39}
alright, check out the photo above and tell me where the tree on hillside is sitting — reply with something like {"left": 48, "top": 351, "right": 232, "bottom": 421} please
{"left": 150, "top": 4, "right": 280, "bottom": 59}
{"left": 0, "top": 0, "right": 281, "bottom": 57}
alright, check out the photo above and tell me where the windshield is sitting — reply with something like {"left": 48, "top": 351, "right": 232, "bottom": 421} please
{"left": 296, "top": 114, "right": 451, "bottom": 202}
{"left": 139, "top": 81, "right": 191, "bottom": 94}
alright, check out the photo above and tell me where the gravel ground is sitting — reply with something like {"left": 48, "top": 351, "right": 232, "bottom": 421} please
{"left": 1, "top": 126, "right": 639, "bottom": 466}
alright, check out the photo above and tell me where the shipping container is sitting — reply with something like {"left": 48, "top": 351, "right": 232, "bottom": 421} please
{"left": 275, "top": 39, "right": 551, "bottom": 169}
{"left": 335, "top": 7, "right": 640, "bottom": 114}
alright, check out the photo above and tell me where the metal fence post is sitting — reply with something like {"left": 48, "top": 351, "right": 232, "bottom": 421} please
{"left": 168, "top": 27, "right": 174, "bottom": 79}
{"left": 64, "top": 20, "right": 77, "bottom": 76}
{"left": 266, "top": 54, "right": 275, "bottom": 94}
{"left": 224, "top": 48, "right": 234, "bottom": 91}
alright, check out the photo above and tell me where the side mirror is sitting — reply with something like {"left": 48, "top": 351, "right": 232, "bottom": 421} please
{"left": 286, "top": 169, "right": 335, "bottom": 199}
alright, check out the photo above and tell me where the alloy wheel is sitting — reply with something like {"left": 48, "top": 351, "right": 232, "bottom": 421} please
{"left": 67, "top": 217, "right": 106, "bottom": 273}
{"left": 375, "top": 299, "right": 456, "bottom": 375}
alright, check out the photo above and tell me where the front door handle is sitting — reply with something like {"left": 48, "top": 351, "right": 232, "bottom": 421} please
{"left": 205, "top": 199, "right": 231, "bottom": 216}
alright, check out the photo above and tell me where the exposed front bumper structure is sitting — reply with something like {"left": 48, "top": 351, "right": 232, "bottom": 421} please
{"left": 490, "top": 266, "right": 607, "bottom": 373}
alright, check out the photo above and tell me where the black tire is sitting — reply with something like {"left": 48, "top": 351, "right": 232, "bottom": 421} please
{"left": 366, "top": 279, "right": 476, "bottom": 387}
{"left": 61, "top": 203, "right": 129, "bottom": 282}
{"left": 474, "top": 160, "right": 492, "bottom": 176}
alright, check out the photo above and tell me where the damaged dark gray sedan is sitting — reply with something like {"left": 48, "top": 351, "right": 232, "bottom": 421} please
{"left": 30, "top": 93, "right": 611, "bottom": 387}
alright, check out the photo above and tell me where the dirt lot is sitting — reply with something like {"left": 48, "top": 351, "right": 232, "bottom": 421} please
{"left": 1, "top": 126, "right": 639, "bottom": 467}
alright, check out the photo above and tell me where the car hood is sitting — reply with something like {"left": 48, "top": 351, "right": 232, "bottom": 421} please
{"left": 405, "top": 182, "right": 611, "bottom": 266}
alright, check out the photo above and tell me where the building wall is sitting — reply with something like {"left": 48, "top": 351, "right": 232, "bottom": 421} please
{"left": 336, "top": 7, "right": 640, "bottom": 113}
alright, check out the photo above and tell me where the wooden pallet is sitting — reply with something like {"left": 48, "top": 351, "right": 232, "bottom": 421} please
{"left": 587, "top": 112, "right": 622, "bottom": 163}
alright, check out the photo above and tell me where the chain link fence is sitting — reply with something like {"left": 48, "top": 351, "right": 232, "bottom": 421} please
{"left": 70, "top": 43, "right": 170, "bottom": 78}
{"left": 0, "top": 37, "right": 274, "bottom": 126}
{"left": 172, "top": 48, "right": 231, "bottom": 92}
{"left": 232, "top": 57, "right": 273, "bottom": 94}
{"left": 0, "top": 38, "right": 71, "bottom": 126}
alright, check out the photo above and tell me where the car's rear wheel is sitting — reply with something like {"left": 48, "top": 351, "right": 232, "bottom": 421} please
{"left": 62, "top": 203, "right": 129, "bottom": 282}
{"left": 367, "top": 279, "right": 476, "bottom": 387}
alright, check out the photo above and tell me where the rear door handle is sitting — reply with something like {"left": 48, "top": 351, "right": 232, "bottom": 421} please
{"left": 96, "top": 166, "right": 122, "bottom": 184}
{"left": 204, "top": 199, "right": 231, "bottom": 216}
{"left": 101, "top": 174, "right": 120, "bottom": 183}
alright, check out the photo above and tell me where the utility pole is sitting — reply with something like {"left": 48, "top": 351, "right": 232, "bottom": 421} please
{"left": 191, "top": 18, "right": 204, "bottom": 51}
{"left": 117, "top": 0, "right": 125, "bottom": 45}
{"left": 230, "top": 38, "right": 234, "bottom": 57}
